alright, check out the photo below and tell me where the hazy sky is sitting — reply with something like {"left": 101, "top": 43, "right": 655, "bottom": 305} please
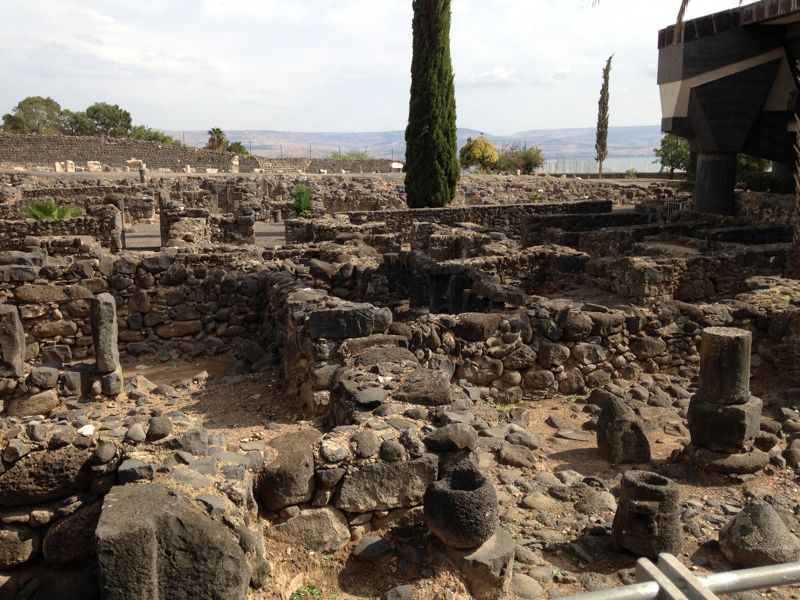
{"left": 1, "top": 0, "right": 747, "bottom": 134}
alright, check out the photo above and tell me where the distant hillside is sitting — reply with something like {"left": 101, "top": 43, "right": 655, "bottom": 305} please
{"left": 170, "top": 125, "right": 662, "bottom": 160}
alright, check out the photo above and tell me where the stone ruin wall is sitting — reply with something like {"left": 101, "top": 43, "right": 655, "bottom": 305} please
{"left": 0, "top": 134, "right": 399, "bottom": 175}
{"left": 0, "top": 205, "right": 123, "bottom": 252}
{"left": 285, "top": 200, "right": 614, "bottom": 244}
{"left": 0, "top": 133, "right": 261, "bottom": 173}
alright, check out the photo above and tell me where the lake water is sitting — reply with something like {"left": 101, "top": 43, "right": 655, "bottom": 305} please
{"left": 539, "top": 155, "right": 661, "bottom": 175}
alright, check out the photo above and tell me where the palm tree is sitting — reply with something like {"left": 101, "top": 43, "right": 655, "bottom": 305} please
{"left": 206, "top": 127, "right": 228, "bottom": 152}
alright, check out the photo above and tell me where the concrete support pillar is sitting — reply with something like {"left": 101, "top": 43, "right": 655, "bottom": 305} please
{"left": 694, "top": 152, "right": 737, "bottom": 215}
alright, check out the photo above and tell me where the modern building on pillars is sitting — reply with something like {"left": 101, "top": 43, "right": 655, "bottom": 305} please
{"left": 657, "top": 0, "right": 799, "bottom": 215}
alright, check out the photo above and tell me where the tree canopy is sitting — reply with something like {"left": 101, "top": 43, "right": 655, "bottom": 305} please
{"left": 1, "top": 96, "right": 180, "bottom": 145}
{"left": 459, "top": 136, "right": 499, "bottom": 172}
{"left": 1, "top": 96, "right": 64, "bottom": 135}
{"left": 653, "top": 134, "right": 690, "bottom": 177}
{"left": 404, "top": 0, "right": 459, "bottom": 208}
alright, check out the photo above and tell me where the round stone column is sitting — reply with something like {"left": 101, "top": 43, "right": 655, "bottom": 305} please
{"left": 697, "top": 327, "right": 752, "bottom": 405}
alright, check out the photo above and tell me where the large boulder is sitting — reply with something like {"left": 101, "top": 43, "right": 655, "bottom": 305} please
{"left": 257, "top": 429, "right": 321, "bottom": 511}
{"left": 337, "top": 454, "right": 439, "bottom": 513}
{"left": 96, "top": 484, "right": 250, "bottom": 600}
{"left": 719, "top": 499, "right": 800, "bottom": 567}
{"left": 0, "top": 446, "right": 92, "bottom": 507}
{"left": 267, "top": 508, "right": 350, "bottom": 552}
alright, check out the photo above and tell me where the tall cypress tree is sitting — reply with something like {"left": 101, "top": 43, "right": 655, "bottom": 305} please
{"left": 595, "top": 54, "right": 613, "bottom": 177}
{"left": 405, "top": 0, "right": 459, "bottom": 208}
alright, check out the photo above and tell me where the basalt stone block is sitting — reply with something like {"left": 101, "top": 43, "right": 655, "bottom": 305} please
{"left": 337, "top": 454, "right": 438, "bottom": 513}
{"left": 6, "top": 389, "right": 59, "bottom": 417}
{"left": 688, "top": 396, "right": 762, "bottom": 450}
{"left": 697, "top": 327, "right": 752, "bottom": 405}
{"left": 42, "top": 501, "right": 102, "bottom": 565}
{"left": 0, "top": 305, "right": 25, "bottom": 378}
{"left": 596, "top": 394, "right": 651, "bottom": 464}
{"left": 0, "top": 446, "right": 92, "bottom": 507}
{"left": 392, "top": 368, "right": 454, "bottom": 406}
{"left": 453, "top": 313, "right": 502, "bottom": 342}
{"left": 0, "top": 523, "right": 41, "bottom": 569}
{"left": 268, "top": 507, "right": 350, "bottom": 553}
{"left": 96, "top": 484, "right": 249, "bottom": 600}
{"left": 29, "top": 366, "right": 59, "bottom": 389}
{"left": 308, "top": 304, "right": 389, "bottom": 340}
{"left": 446, "top": 527, "right": 515, "bottom": 600}
{"left": 424, "top": 465, "right": 499, "bottom": 549}
{"left": 611, "top": 471, "right": 682, "bottom": 558}
{"left": 257, "top": 429, "right": 320, "bottom": 511}
{"left": 91, "top": 293, "right": 120, "bottom": 374}
{"left": 629, "top": 336, "right": 667, "bottom": 359}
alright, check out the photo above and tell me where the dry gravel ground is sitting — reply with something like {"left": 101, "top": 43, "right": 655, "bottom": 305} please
{"left": 122, "top": 354, "right": 800, "bottom": 600}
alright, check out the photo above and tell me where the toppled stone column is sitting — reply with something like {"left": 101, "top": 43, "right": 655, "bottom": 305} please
{"left": 611, "top": 470, "right": 682, "bottom": 558}
{"left": 0, "top": 305, "right": 25, "bottom": 380}
{"left": 91, "top": 293, "right": 122, "bottom": 396}
{"left": 688, "top": 327, "right": 766, "bottom": 473}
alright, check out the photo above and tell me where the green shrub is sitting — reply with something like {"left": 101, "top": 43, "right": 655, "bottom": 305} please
{"left": 494, "top": 144, "right": 544, "bottom": 174}
{"left": 23, "top": 200, "right": 83, "bottom": 220}
{"left": 290, "top": 585, "right": 323, "bottom": 600}
{"left": 528, "top": 191, "right": 544, "bottom": 203}
{"left": 331, "top": 150, "right": 369, "bottom": 160}
{"left": 623, "top": 168, "right": 637, "bottom": 179}
{"left": 292, "top": 184, "right": 314, "bottom": 218}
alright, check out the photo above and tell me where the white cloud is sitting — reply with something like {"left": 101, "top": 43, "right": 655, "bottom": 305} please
{"left": 0, "top": 0, "right": 749, "bottom": 133}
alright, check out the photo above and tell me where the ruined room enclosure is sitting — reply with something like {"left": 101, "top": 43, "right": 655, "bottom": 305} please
{"left": 0, "top": 171, "right": 799, "bottom": 599}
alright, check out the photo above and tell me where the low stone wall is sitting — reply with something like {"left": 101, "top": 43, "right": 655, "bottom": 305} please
{"left": 286, "top": 200, "right": 612, "bottom": 244}
{"left": 587, "top": 243, "right": 789, "bottom": 302}
{"left": 0, "top": 134, "right": 260, "bottom": 173}
{"left": 0, "top": 205, "right": 122, "bottom": 252}
{"left": 254, "top": 157, "right": 398, "bottom": 174}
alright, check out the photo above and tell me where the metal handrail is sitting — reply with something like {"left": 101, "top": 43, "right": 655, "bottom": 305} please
{"left": 554, "top": 555, "right": 800, "bottom": 600}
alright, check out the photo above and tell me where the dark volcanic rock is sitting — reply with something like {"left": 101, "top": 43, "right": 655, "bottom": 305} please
{"left": 719, "top": 499, "right": 800, "bottom": 567}
{"left": 0, "top": 446, "right": 92, "bottom": 507}
{"left": 258, "top": 429, "right": 321, "bottom": 511}
{"left": 424, "top": 465, "right": 499, "bottom": 549}
{"left": 96, "top": 484, "right": 249, "bottom": 599}
{"left": 392, "top": 368, "right": 453, "bottom": 406}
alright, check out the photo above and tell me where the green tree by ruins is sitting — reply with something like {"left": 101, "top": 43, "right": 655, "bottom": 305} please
{"left": 206, "top": 128, "right": 228, "bottom": 152}
{"left": 404, "top": 0, "right": 459, "bottom": 208}
{"left": 227, "top": 141, "right": 249, "bottom": 155}
{"left": 128, "top": 125, "right": 182, "bottom": 146}
{"left": 654, "top": 134, "right": 690, "bottom": 177}
{"left": 85, "top": 102, "right": 132, "bottom": 137}
{"left": 595, "top": 55, "right": 613, "bottom": 177}
{"left": 459, "top": 135, "right": 499, "bottom": 172}
{"left": 1, "top": 96, "right": 65, "bottom": 135}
